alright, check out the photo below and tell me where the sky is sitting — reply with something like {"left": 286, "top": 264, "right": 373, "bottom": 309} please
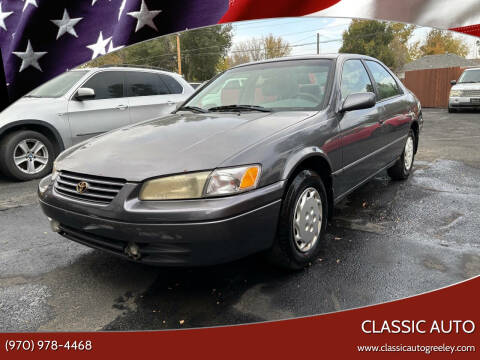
{"left": 230, "top": 17, "right": 480, "bottom": 59}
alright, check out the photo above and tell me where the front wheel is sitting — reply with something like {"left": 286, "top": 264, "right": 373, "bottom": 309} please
{"left": 268, "top": 170, "right": 328, "bottom": 270}
{"left": 0, "top": 130, "right": 55, "bottom": 181}
{"left": 388, "top": 130, "right": 416, "bottom": 181}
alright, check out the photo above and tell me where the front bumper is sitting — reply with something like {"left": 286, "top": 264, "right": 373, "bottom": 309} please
{"left": 449, "top": 97, "right": 480, "bottom": 108}
{"left": 38, "top": 176, "right": 284, "bottom": 266}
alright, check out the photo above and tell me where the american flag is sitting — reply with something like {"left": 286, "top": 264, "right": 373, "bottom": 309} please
{"left": 0, "top": 0, "right": 229, "bottom": 102}
{"left": 0, "top": 0, "right": 479, "bottom": 106}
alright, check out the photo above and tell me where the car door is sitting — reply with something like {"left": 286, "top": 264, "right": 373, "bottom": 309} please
{"left": 364, "top": 60, "right": 411, "bottom": 166}
{"left": 336, "top": 59, "right": 384, "bottom": 196}
{"left": 67, "top": 71, "right": 130, "bottom": 145}
{"left": 126, "top": 71, "right": 177, "bottom": 123}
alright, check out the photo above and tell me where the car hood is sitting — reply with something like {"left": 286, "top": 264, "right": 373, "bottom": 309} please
{"left": 56, "top": 111, "right": 316, "bottom": 181}
{"left": 0, "top": 97, "right": 66, "bottom": 126}
{"left": 451, "top": 83, "right": 480, "bottom": 91}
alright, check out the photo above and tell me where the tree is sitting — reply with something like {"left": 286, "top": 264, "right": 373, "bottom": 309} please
{"left": 263, "top": 35, "right": 292, "bottom": 59}
{"left": 83, "top": 25, "right": 233, "bottom": 82}
{"left": 419, "top": 29, "right": 469, "bottom": 57}
{"left": 179, "top": 24, "right": 233, "bottom": 81}
{"left": 228, "top": 34, "right": 291, "bottom": 67}
{"left": 339, "top": 20, "right": 395, "bottom": 68}
{"left": 389, "top": 23, "right": 417, "bottom": 71}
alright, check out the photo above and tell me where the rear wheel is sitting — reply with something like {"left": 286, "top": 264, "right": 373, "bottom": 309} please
{"left": 388, "top": 129, "right": 416, "bottom": 181}
{"left": 268, "top": 170, "right": 328, "bottom": 270}
{"left": 0, "top": 130, "right": 55, "bottom": 181}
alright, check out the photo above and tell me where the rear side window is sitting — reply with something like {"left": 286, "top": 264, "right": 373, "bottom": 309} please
{"left": 341, "top": 60, "right": 374, "bottom": 100}
{"left": 82, "top": 71, "right": 124, "bottom": 100}
{"left": 365, "top": 61, "right": 402, "bottom": 100}
{"left": 160, "top": 74, "right": 183, "bottom": 94}
{"left": 126, "top": 72, "right": 170, "bottom": 97}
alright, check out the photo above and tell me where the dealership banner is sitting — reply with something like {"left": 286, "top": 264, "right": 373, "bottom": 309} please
{"left": 1, "top": 277, "right": 478, "bottom": 358}
{"left": 0, "top": 0, "right": 480, "bottom": 103}
{"left": 1, "top": 1, "right": 480, "bottom": 358}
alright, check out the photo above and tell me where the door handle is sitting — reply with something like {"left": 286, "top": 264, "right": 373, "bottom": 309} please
{"left": 116, "top": 104, "right": 128, "bottom": 111}
{"left": 167, "top": 101, "right": 176, "bottom": 106}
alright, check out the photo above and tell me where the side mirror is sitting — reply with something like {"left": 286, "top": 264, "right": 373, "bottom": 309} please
{"left": 75, "top": 87, "right": 95, "bottom": 101}
{"left": 340, "top": 92, "right": 376, "bottom": 112}
{"left": 450, "top": 80, "right": 457, "bottom": 85}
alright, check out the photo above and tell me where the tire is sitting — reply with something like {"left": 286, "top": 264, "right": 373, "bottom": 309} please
{"left": 0, "top": 130, "right": 55, "bottom": 181}
{"left": 268, "top": 170, "right": 328, "bottom": 270}
{"left": 448, "top": 107, "right": 456, "bottom": 113}
{"left": 387, "top": 129, "right": 416, "bottom": 181}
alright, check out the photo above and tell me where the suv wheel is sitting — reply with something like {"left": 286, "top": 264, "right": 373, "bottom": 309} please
{"left": 0, "top": 130, "right": 55, "bottom": 181}
{"left": 387, "top": 129, "right": 416, "bottom": 181}
{"left": 268, "top": 170, "right": 328, "bottom": 270}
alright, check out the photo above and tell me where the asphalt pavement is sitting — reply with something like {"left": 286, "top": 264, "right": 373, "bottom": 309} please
{"left": 1, "top": 109, "right": 479, "bottom": 331}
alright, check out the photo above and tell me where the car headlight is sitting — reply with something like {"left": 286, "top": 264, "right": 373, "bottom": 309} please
{"left": 139, "top": 171, "right": 211, "bottom": 200}
{"left": 450, "top": 90, "right": 461, "bottom": 97}
{"left": 205, "top": 165, "right": 261, "bottom": 197}
{"left": 139, "top": 165, "right": 261, "bottom": 200}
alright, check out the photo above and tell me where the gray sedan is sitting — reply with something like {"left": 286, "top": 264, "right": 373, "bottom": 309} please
{"left": 38, "top": 54, "right": 422, "bottom": 269}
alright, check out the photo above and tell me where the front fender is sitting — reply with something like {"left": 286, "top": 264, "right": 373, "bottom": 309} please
{"left": 282, "top": 146, "right": 333, "bottom": 180}
{"left": 0, "top": 119, "right": 66, "bottom": 150}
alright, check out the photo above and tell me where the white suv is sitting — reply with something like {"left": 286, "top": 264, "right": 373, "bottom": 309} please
{"left": 0, "top": 66, "right": 194, "bottom": 180}
{"left": 449, "top": 67, "right": 480, "bottom": 113}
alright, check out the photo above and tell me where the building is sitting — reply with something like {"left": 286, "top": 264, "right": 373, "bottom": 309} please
{"left": 399, "top": 54, "right": 479, "bottom": 108}
{"left": 398, "top": 54, "right": 478, "bottom": 79}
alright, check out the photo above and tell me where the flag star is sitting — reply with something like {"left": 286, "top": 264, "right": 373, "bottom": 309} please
{"left": 13, "top": 40, "right": 47, "bottom": 72}
{"left": 127, "top": 0, "right": 162, "bottom": 32}
{"left": 51, "top": 9, "right": 82, "bottom": 39}
{"left": 22, "top": 0, "right": 38, "bottom": 12}
{"left": 118, "top": 0, "right": 126, "bottom": 21}
{"left": 87, "top": 31, "right": 111, "bottom": 59}
{"left": 91, "top": 0, "right": 111, "bottom": 6}
{"left": 107, "top": 40, "right": 124, "bottom": 53}
{"left": 0, "top": 3, "right": 13, "bottom": 31}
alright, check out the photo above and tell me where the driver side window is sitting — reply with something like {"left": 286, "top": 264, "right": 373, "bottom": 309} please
{"left": 81, "top": 71, "right": 124, "bottom": 100}
{"left": 341, "top": 60, "right": 374, "bottom": 101}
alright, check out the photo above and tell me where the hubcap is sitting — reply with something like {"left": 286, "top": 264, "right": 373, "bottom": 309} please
{"left": 404, "top": 136, "right": 414, "bottom": 171}
{"left": 13, "top": 139, "right": 49, "bottom": 175}
{"left": 292, "top": 187, "right": 323, "bottom": 252}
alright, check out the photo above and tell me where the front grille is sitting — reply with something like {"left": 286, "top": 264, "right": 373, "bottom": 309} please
{"left": 461, "top": 90, "right": 480, "bottom": 97}
{"left": 54, "top": 170, "right": 125, "bottom": 204}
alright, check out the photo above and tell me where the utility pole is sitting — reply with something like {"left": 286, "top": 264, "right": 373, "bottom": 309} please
{"left": 176, "top": 34, "right": 182, "bottom": 75}
{"left": 317, "top": 33, "right": 320, "bottom": 55}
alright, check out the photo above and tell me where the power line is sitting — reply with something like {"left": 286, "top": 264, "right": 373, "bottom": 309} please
{"left": 115, "top": 28, "right": 407, "bottom": 65}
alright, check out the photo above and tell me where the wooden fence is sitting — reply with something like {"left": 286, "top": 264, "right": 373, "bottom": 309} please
{"left": 402, "top": 67, "right": 466, "bottom": 108}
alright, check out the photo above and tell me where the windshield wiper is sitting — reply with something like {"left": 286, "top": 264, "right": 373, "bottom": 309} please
{"left": 458, "top": 81, "right": 478, "bottom": 84}
{"left": 208, "top": 104, "right": 272, "bottom": 113}
{"left": 177, "top": 105, "right": 208, "bottom": 113}
{"left": 23, "top": 94, "right": 41, "bottom": 98}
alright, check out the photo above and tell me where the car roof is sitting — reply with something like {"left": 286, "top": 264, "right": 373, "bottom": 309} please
{"left": 72, "top": 66, "right": 183, "bottom": 77}
{"left": 230, "top": 53, "right": 381, "bottom": 69}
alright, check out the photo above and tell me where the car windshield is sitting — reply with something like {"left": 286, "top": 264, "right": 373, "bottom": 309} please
{"left": 26, "top": 70, "right": 88, "bottom": 98}
{"left": 458, "top": 69, "right": 480, "bottom": 83}
{"left": 184, "top": 59, "right": 332, "bottom": 112}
